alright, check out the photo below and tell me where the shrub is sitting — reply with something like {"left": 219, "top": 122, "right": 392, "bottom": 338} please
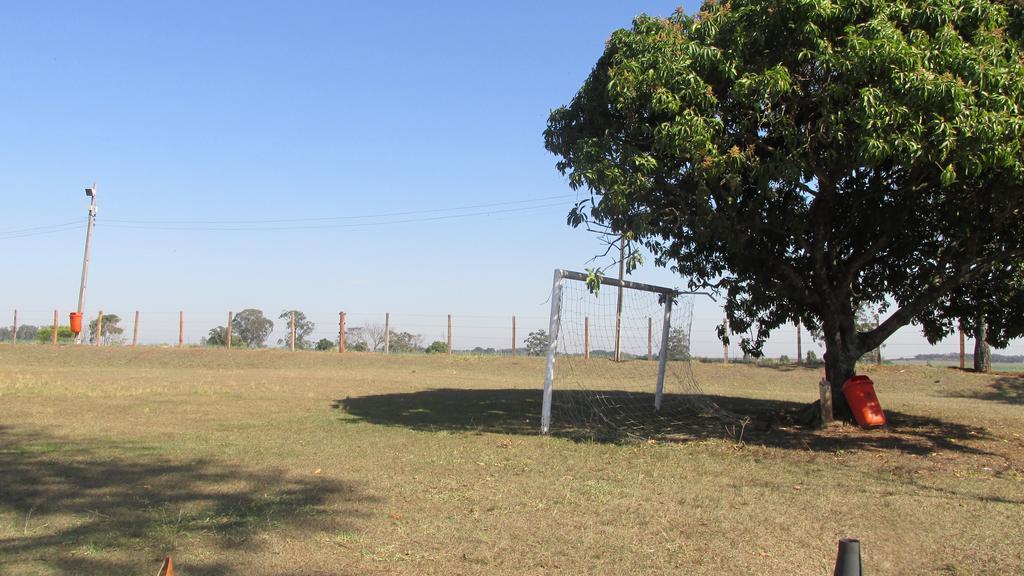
{"left": 37, "top": 325, "right": 76, "bottom": 344}
{"left": 425, "top": 341, "right": 448, "bottom": 354}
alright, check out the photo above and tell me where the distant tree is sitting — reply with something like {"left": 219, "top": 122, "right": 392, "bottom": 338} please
{"left": 315, "top": 338, "right": 336, "bottom": 351}
{"left": 89, "top": 314, "right": 124, "bottom": 345}
{"left": 388, "top": 331, "right": 423, "bottom": 353}
{"left": 524, "top": 330, "right": 548, "bottom": 356}
{"left": 666, "top": 327, "right": 690, "bottom": 361}
{"left": 16, "top": 325, "right": 38, "bottom": 342}
{"left": 203, "top": 326, "right": 229, "bottom": 347}
{"left": 0, "top": 325, "right": 39, "bottom": 342}
{"left": 277, "top": 310, "right": 315, "bottom": 350}
{"left": 347, "top": 323, "right": 387, "bottom": 352}
{"left": 780, "top": 355, "right": 791, "bottom": 364}
{"left": 425, "top": 340, "right": 448, "bottom": 354}
{"left": 806, "top": 350, "right": 819, "bottom": 364}
{"left": 37, "top": 325, "right": 75, "bottom": 344}
{"left": 348, "top": 340, "right": 369, "bottom": 352}
{"left": 232, "top": 309, "right": 273, "bottom": 348}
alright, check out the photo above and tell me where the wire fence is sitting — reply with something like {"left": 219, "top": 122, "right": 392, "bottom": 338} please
{"left": 0, "top": 305, "right": 1006, "bottom": 365}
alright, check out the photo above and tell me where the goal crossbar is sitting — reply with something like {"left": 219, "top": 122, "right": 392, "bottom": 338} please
{"left": 558, "top": 270, "right": 680, "bottom": 296}
{"left": 540, "top": 269, "right": 709, "bottom": 434}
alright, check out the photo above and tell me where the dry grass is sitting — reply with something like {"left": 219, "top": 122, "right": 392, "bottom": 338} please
{"left": 0, "top": 346, "right": 1021, "bottom": 575}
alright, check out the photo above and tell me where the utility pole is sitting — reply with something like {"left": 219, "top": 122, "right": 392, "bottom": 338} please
{"left": 75, "top": 184, "right": 98, "bottom": 344}
{"left": 614, "top": 235, "right": 626, "bottom": 362}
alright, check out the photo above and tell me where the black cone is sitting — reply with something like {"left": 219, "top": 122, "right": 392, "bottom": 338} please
{"left": 834, "top": 538, "right": 862, "bottom": 576}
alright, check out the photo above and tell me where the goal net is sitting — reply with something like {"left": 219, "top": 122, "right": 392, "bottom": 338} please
{"left": 541, "top": 269, "right": 743, "bottom": 440}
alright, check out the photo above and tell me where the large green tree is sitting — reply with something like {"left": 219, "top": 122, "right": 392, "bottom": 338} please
{"left": 546, "top": 0, "right": 1024, "bottom": 420}
{"left": 232, "top": 309, "right": 274, "bottom": 348}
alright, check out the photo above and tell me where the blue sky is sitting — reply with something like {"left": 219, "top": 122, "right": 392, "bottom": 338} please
{"left": 0, "top": 1, "right": 1011, "bottom": 359}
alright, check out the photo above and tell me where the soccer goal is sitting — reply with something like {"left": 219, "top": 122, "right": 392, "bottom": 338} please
{"left": 540, "top": 269, "right": 738, "bottom": 439}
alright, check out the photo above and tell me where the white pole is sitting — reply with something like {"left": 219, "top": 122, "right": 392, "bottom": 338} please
{"left": 614, "top": 236, "right": 625, "bottom": 361}
{"left": 75, "top": 184, "right": 97, "bottom": 344}
{"left": 654, "top": 297, "right": 673, "bottom": 411}
{"left": 541, "top": 269, "right": 564, "bottom": 434}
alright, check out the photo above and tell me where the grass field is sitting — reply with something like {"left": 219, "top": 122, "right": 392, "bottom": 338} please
{"left": 0, "top": 346, "right": 1021, "bottom": 575}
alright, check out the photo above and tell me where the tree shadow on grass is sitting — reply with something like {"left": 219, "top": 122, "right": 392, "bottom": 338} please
{"left": 0, "top": 426, "right": 374, "bottom": 576}
{"left": 946, "top": 375, "right": 1024, "bottom": 406}
{"left": 334, "top": 388, "right": 994, "bottom": 456}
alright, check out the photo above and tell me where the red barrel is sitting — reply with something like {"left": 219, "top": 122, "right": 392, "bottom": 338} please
{"left": 69, "top": 312, "right": 83, "bottom": 335}
{"left": 842, "top": 375, "right": 886, "bottom": 427}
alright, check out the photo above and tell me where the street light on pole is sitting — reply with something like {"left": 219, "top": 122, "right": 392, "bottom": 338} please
{"left": 74, "top": 183, "right": 97, "bottom": 344}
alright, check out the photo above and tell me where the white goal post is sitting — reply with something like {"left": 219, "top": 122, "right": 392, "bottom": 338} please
{"left": 540, "top": 269, "right": 709, "bottom": 434}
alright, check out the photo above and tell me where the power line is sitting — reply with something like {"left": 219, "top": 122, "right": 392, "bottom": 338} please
{"left": 104, "top": 194, "right": 578, "bottom": 225}
{"left": 101, "top": 201, "right": 569, "bottom": 232}
{"left": 0, "top": 218, "right": 81, "bottom": 234}
{"left": 0, "top": 193, "right": 578, "bottom": 238}
{"left": 0, "top": 223, "right": 85, "bottom": 241}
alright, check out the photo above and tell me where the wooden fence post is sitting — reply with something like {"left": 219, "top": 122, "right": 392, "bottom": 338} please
{"left": 132, "top": 311, "right": 140, "bottom": 348}
{"left": 447, "top": 314, "right": 452, "bottom": 356}
{"left": 512, "top": 315, "right": 516, "bottom": 357}
{"left": 875, "top": 314, "right": 882, "bottom": 366}
{"left": 289, "top": 311, "right": 296, "bottom": 352}
{"left": 723, "top": 313, "right": 729, "bottom": 365}
{"left": 338, "top": 312, "right": 345, "bottom": 353}
{"left": 384, "top": 313, "right": 390, "bottom": 355}
{"left": 584, "top": 316, "right": 590, "bottom": 359}
{"left": 796, "top": 320, "right": 803, "bottom": 365}
{"left": 53, "top": 310, "right": 59, "bottom": 346}
{"left": 178, "top": 311, "right": 184, "bottom": 348}
{"left": 96, "top": 311, "right": 104, "bottom": 346}
{"left": 820, "top": 378, "right": 834, "bottom": 424}
{"left": 647, "top": 316, "right": 653, "bottom": 361}
{"left": 959, "top": 323, "right": 966, "bottom": 369}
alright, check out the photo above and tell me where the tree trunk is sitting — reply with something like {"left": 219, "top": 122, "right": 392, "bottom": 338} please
{"left": 823, "top": 340, "right": 857, "bottom": 422}
{"left": 974, "top": 316, "right": 992, "bottom": 373}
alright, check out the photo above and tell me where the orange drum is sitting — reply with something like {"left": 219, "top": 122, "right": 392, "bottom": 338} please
{"left": 69, "top": 312, "right": 83, "bottom": 335}
{"left": 842, "top": 375, "right": 886, "bottom": 427}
